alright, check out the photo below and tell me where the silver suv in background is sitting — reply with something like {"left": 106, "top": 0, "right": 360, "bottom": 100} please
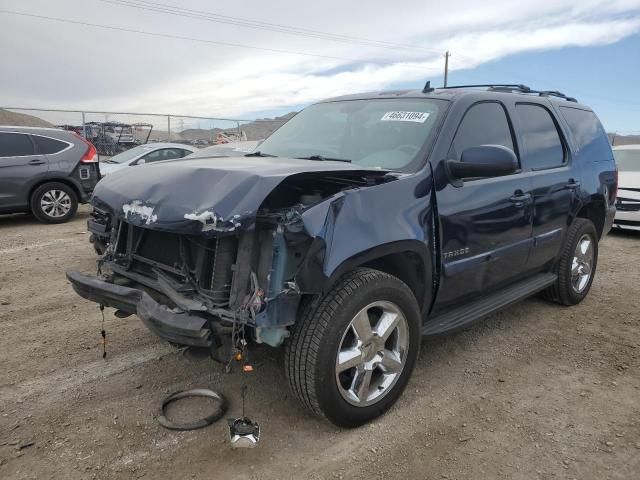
{"left": 0, "top": 126, "right": 101, "bottom": 223}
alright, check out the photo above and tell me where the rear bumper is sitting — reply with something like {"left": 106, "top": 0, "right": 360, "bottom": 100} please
{"left": 66, "top": 271, "right": 212, "bottom": 347}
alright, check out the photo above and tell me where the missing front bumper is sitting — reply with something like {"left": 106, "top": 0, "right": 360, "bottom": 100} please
{"left": 66, "top": 271, "right": 212, "bottom": 347}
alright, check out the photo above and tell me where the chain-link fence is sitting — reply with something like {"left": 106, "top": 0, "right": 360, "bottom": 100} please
{"left": 0, "top": 107, "right": 289, "bottom": 158}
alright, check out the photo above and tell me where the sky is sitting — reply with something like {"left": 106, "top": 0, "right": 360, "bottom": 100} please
{"left": 1, "top": 0, "right": 639, "bottom": 132}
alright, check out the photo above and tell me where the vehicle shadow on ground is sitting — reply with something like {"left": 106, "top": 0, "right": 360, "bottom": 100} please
{"left": 0, "top": 210, "right": 89, "bottom": 228}
{"left": 608, "top": 227, "right": 640, "bottom": 239}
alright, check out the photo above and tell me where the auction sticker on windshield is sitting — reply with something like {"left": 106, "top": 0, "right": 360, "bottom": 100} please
{"left": 381, "top": 111, "right": 430, "bottom": 123}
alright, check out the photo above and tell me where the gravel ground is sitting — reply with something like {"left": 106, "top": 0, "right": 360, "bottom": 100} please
{"left": 1, "top": 206, "right": 639, "bottom": 480}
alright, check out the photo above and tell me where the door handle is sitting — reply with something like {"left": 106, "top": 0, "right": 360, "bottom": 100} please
{"left": 566, "top": 179, "right": 581, "bottom": 190}
{"left": 28, "top": 159, "right": 46, "bottom": 165}
{"left": 509, "top": 192, "right": 531, "bottom": 207}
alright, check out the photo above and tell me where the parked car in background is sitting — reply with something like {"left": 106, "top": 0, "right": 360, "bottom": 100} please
{"left": 69, "top": 84, "right": 616, "bottom": 427}
{"left": 184, "top": 140, "right": 259, "bottom": 159}
{"left": 612, "top": 145, "right": 640, "bottom": 231}
{"left": 99, "top": 143, "right": 198, "bottom": 176}
{"left": 0, "top": 126, "right": 100, "bottom": 223}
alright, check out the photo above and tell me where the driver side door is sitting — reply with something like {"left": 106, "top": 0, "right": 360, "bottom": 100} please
{"left": 433, "top": 101, "right": 534, "bottom": 312}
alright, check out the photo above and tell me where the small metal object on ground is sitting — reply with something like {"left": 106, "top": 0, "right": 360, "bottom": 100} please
{"left": 157, "top": 388, "right": 227, "bottom": 431}
{"left": 228, "top": 418, "right": 260, "bottom": 448}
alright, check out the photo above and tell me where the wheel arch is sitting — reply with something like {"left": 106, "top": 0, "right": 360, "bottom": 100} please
{"left": 574, "top": 197, "right": 606, "bottom": 239}
{"left": 28, "top": 177, "right": 82, "bottom": 206}
{"left": 324, "top": 240, "right": 432, "bottom": 314}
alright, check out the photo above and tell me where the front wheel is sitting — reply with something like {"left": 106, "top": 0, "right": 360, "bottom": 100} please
{"left": 285, "top": 268, "right": 421, "bottom": 427}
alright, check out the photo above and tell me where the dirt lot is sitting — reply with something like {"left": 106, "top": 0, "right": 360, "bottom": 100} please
{"left": 1, "top": 206, "right": 639, "bottom": 480}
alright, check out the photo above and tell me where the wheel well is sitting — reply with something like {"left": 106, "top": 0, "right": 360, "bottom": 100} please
{"left": 575, "top": 201, "right": 605, "bottom": 239}
{"left": 28, "top": 178, "right": 81, "bottom": 206}
{"left": 361, "top": 251, "right": 427, "bottom": 311}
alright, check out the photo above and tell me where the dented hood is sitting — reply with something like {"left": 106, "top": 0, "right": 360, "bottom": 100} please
{"left": 92, "top": 156, "right": 386, "bottom": 235}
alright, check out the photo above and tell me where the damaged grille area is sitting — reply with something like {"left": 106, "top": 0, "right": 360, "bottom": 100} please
{"left": 111, "top": 221, "right": 238, "bottom": 307}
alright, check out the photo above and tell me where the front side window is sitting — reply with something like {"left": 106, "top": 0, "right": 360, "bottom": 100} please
{"left": 140, "top": 148, "right": 185, "bottom": 163}
{"left": 448, "top": 102, "right": 515, "bottom": 161}
{"left": 0, "top": 132, "right": 35, "bottom": 157}
{"left": 257, "top": 98, "right": 445, "bottom": 171}
{"left": 515, "top": 104, "right": 565, "bottom": 170}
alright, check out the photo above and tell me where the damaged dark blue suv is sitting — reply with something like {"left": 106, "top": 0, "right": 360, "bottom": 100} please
{"left": 67, "top": 84, "right": 617, "bottom": 427}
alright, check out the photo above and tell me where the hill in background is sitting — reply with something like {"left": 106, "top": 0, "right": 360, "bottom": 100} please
{"left": 0, "top": 109, "right": 54, "bottom": 127}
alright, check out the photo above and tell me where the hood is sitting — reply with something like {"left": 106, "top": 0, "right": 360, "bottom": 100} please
{"left": 91, "top": 156, "right": 388, "bottom": 235}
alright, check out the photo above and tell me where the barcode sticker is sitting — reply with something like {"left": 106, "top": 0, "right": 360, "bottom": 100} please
{"left": 381, "top": 111, "right": 430, "bottom": 123}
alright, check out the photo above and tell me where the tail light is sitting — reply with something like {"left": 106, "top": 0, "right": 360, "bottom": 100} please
{"left": 72, "top": 132, "right": 98, "bottom": 163}
{"left": 613, "top": 166, "right": 618, "bottom": 202}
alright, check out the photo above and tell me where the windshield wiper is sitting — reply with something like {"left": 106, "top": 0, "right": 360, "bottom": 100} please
{"left": 297, "top": 155, "right": 351, "bottom": 163}
{"left": 244, "top": 151, "right": 277, "bottom": 157}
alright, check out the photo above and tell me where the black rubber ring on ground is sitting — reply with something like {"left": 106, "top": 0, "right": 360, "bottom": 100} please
{"left": 157, "top": 388, "right": 227, "bottom": 431}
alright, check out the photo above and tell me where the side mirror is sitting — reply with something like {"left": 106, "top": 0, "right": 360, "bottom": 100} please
{"left": 446, "top": 145, "right": 518, "bottom": 182}
{"left": 136, "top": 158, "right": 146, "bottom": 165}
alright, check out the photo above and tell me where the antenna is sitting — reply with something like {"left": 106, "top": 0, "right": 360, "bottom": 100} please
{"left": 422, "top": 80, "right": 434, "bottom": 93}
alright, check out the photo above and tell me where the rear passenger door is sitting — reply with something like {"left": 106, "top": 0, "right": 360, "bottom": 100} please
{"left": 512, "top": 102, "right": 578, "bottom": 270}
{"left": 0, "top": 132, "right": 49, "bottom": 209}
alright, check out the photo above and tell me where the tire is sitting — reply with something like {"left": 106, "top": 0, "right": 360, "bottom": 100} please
{"left": 542, "top": 218, "right": 598, "bottom": 305}
{"left": 30, "top": 182, "right": 78, "bottom": 224}
{"left": 285, "top": 268, "right": 421, "bottom": 427}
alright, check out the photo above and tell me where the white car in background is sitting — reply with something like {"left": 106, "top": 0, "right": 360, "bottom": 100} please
{"left": 99, "top": 143, "right": 198, "bottom": 176}
{"left": 613, "top": 145, "right": 640, "bottom": 231}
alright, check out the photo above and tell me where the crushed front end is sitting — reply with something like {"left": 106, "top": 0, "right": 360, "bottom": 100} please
{"left": 68, "top": 157, "right": 392, "bottom": 354}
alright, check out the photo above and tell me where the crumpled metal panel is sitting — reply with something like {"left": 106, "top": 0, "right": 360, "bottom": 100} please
{"left": 300, "top": 172, "right": 433, "bottom": 278}
{"left": 92, "top": 156, "right": 386, "bottom": 236}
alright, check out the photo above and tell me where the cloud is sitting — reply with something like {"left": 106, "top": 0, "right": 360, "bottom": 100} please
{"left": 0, "top": 0, "right": 639, "bottom": 119}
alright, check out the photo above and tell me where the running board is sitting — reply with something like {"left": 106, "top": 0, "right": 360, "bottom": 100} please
{"left": 422, "top": 273, "right": 557, "bottom": 336}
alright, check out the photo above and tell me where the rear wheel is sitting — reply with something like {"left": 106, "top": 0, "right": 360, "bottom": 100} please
{"left": 542, "top": 218, "right": 598, "bottom": 305}
{"left": 30, "top": 182, "right": 78, "bottom": 224}
{"left": 285, "top": 268, "right": 421, "bottom": 427}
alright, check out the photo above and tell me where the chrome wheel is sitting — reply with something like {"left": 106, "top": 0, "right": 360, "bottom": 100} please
{"left": 571, "top": 234, "right": 594, "bottom": 293}
{"left": 335, "top": 301, "right": 409, "bottom": 407}
{"left": 40, "top": 190, "right": 72, "bottom": 218}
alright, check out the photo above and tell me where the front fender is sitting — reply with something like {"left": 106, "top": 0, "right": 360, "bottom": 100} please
{"left": 296, "top": 171, "right": 436, "bottom": 311}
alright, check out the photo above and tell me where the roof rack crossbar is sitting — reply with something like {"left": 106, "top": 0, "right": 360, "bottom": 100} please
{"left": 441, "top": 84, "right": 577, "bottom": 102}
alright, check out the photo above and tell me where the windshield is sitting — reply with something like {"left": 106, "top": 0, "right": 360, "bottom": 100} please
{"left": 107, "top": 145, "right": 153, "bottom": 164}
{"left": 257, "top": 98, "right": 445, "bottom": 171}
{"left": 614, "top": 149, "right": 640, "bottom": 172}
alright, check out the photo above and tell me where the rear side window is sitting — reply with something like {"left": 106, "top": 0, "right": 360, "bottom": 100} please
{"left": 559, "top": 107, "right": 612, "bottom": 160}
{"left": 0, "top": 132, "right": 35, "bottom": 157}
{"left": 515, "top": 104, "right": 565, "bottom": 170}
{"left": 33, "top": 135, "right": 69, "bottom": 155}
{"left": 448, "top": 102, "right": 515, "bottom": 161}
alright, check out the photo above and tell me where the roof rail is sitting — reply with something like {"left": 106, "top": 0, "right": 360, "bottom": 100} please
{"left": 441, "top": 84, "right": 577, "bottom": 102}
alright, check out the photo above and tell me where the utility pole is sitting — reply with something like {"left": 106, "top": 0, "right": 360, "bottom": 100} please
{"left": 443, "top": 51, "right": 450, "bottom": 87}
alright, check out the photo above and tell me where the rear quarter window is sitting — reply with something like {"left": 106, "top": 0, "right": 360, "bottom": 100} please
{"left": 0, "top": 132, "right": 35, "bottom": 157}
{"left": 33, "top": 135, "right": 70, "bottom": 155}
{"left": 559, "top": 107, "right": 612, "bottom": 161}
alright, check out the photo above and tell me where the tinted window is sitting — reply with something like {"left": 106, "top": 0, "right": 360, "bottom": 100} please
{"left": 33, "top": 135, "right": 68, "bottom": 154}
{"left": 560, "top": 107, "right": 612, "bottom": 161}
{"left": 515, "top": 104, "right": 565, "bottom": 169}
{"left": 449, "top": 102, "right": 514, "bottom": 161}
{"left": 140, "top": 148, "right": 186, "bottom": 163}
{"left": 0, "top": 132, "right": 35, "bottom": 157}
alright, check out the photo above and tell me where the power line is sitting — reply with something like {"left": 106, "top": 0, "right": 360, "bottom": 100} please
{"left": 0, "top": 9, "right": 400, "bottom": 64}
{"left": 95, "top": 0, "right": 444, "bottom": 55}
